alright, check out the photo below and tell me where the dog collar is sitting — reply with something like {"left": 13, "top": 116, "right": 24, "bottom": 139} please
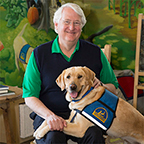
{"left": 72, "top": 87, "right": 94, "bottom": 102}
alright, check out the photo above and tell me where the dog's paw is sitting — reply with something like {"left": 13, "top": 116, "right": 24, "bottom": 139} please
{"left": 36, "top": 130, "right": 47, "bottom": 139}
{"left": 33, "top": 130, "right": 43, "bottom": 140}
{"left": 35, "top": 126, "right": 50, "bottom": 139}
{"left": 33, "top": 131, "right": 40, "bottom": 140}
{"left": 33, "top": 131, "right": 43, "bottom": 140}
{"left": 33, "top": 131, "right": 37, "bottom": 138}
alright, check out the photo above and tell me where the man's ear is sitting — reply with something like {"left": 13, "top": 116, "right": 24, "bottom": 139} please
{"left": 56, "top": 70, "right": 66, "bottom": 91}
{"left": 54, "top": 22, "right": 58, "bottom": 32}
{"left": 82, "top": 66, "right": 96, "bottom": 85}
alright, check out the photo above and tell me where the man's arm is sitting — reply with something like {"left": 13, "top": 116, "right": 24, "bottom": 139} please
{"left": 102, "top": 83, "right": 117, "bottom": 95}
{"left": 25, "top": 97, "right": 67, "bottom": 131}
{"left": 93, "top": 77, "right": 117, "bottom": 95}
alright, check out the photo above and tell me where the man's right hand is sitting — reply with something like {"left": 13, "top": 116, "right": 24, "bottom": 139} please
{"left": 46, "top": 114, "right": 67, "bottom": 131}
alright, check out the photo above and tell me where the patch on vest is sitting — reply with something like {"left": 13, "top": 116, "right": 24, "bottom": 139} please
{"left": 19, "top": 44, "right": 31, "bottom": 64}
{"left": 92, "top": 107, "right": 108, "bottom": 123}
{"left": 75, "top": 89, "right": 119, "bottom": 131}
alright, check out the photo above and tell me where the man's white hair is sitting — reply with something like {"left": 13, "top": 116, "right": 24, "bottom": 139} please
{"left": 53, "top": 3, "right": 87, "bottom": 33}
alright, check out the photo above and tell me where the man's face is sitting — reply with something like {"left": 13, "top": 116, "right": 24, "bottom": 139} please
{"left": 55, "top": 7, "right": 82, "bottom": 45}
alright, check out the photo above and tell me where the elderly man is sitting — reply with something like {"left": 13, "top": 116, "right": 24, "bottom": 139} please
{"left": 23, "top": 3, "right": 118, "bottom": 144}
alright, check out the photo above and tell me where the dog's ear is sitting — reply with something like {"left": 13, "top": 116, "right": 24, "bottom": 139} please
{"left": 56, "top": 70, "right": 66, "bottom": 91}
{"left": 82, "top": 66, "right": 95, "bottom": 85}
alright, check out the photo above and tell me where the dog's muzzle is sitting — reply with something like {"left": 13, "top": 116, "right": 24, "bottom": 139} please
{"left": 70, "top": 83, "right": 77, "bottom": 91}
{"left": 69, "top": 83, "right": 80, "bottom": 99}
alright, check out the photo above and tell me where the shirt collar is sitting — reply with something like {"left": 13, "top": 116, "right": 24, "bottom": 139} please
{"left": 52, "top": 36, "right": 79, "bottom": 62}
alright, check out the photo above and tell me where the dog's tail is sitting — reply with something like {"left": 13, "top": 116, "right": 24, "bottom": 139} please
{"left": 17, "top": 23, "right": 28, "bottom": 37}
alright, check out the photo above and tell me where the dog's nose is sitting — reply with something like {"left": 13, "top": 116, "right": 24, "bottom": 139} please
{"left": 70, "top": 84, "right": 77, "bottom": 91}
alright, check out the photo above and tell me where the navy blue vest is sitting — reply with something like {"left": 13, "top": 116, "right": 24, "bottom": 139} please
{"left": 34, "top": 39, "right": 102, "bottom": 114}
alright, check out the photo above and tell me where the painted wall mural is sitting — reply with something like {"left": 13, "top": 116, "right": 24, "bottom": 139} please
{"left": 0, "top": 0, "right": 144, "bottom": 87}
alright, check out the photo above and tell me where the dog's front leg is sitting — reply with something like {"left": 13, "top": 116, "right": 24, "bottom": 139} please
{"left": 33, "top": 120, "right": 50, "bottom": 139}
{"left": 64, "top": 121, "right": 86, "bottom": 138}
{"left": 63, "top": 112, "right": 93, "bottom": 138}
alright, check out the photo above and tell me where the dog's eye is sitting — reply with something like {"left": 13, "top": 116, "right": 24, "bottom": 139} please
{"left": 67, "top": 75, "right": 70, "bottom": 79}
{"left": 78, "top": 75, "right": 82, "bottom": 79}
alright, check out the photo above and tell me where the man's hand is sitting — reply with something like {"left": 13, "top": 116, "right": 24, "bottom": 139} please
{"left": 93, "top": 77, "right": 102, "bottom": 88}
{"left": 46, "top": 114, "right": 67, "bottom": 131}
{"left": 93, "top": 77, "right": 117, "bottom": 95}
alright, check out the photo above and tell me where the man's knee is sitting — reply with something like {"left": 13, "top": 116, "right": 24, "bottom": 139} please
{"left": 89, "top": 126, "right": 104, "bottom": 135}
{"left": 85, "top": 126, "right": 105, "bottom": 143}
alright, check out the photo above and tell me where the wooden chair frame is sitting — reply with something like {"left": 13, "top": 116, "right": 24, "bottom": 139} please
{"left": 133, "top": 13, "right": 144, "bottom": 108}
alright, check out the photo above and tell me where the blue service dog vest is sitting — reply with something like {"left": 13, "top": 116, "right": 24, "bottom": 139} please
{"left": 19, "top": 44, "right": 31, "bottom": 64}
{"left": 71, "top": 88, "right": 119, "bottom": 131}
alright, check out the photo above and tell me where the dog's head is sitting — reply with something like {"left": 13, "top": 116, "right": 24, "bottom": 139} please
{"left": 56, "top": 66, "right": 95, "bottom": 101}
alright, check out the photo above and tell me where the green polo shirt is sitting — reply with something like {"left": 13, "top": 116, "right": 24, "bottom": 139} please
{"left": 52, "top": 36, "right": 79, "bottom": 62}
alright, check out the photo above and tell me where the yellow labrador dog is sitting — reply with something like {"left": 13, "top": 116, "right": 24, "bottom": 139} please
{"left": 13, "top": 23, "right": 33, "bottom": 70}
{"left": 34, "top": 66, "right": 144, "bottom": 144}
